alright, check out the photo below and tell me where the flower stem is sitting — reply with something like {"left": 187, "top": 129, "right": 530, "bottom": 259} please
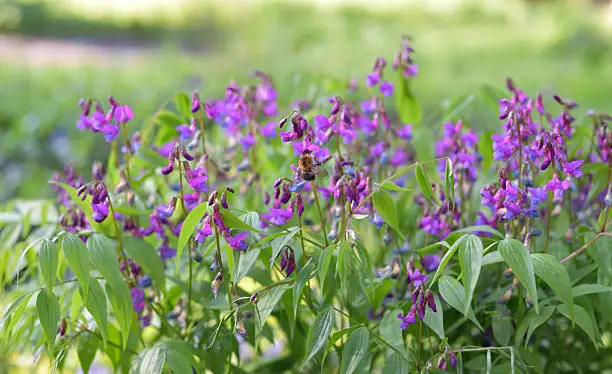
{"left": 120, "top": 123, "right": 132, "bottom": 182}
{"left": 186, "top": 241, "right": 194, "bottom": 338}
{"left": 417, "top": 319, "right": 423, "bottom": 369}
{"left": 298, "top": 212, "right": 307, "bottom": 266}
{"left": 311, "top": 181, "right": 329, "bottom": 247}
{"left": 600, "top": 160, "right": 612, "bottom": 232}
{"left": 545, "top": 190, "right": 553, "bottom": 254}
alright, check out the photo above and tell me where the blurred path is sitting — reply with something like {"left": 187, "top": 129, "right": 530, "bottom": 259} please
{"left": 0, "top": 35, "right": 157, "bottom": 67}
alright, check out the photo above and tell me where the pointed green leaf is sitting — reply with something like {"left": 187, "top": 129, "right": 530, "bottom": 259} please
{"left": 444, "top": 158, "right": 455, "bottom": 207}
{"left": 499, "top": 239, "right": 538, "bottom": 313}
{"left": 557, "top": 304, "right": 600, "bottom": 348}
{"left": 459, "top": 235, "right": 482, "bottom": 316}
{"left": 86, "top": 234, "right": 122, "bottom": 289}
{"left": 380, "top": 181, "right": 414, "bottom": 192}
{"left": 270, "top": 227, "right": 300, "bottom": 271}
{"left": 140, "top": 345, "right": 166, "bottom": 374}
{"left": 104, "top": 282, "right": 133, "bottom": 349}
{"left": 77, "top": 333, "right": 99, "bottom": 374}
{"left": 175, "top": 92, "right": 191, "bottom": 117}
{"left": 572, "top": 283, "right": 612, "bottom": 297}
{"left": 453, "top": 225, "right": 504, "bottom": 239}
{"left": 39, "top": 239, "right": 58, "bottom": 291}
{"left": 84, "top": 278, "right": 108, "bottom": 347}
{"left": 438, "top": 276, "right": 483, "bottom": 331}
{"left": 492, "top": 316, "right": 512, "bottom": 346}
{"left": 430, "top": 235, "right": 467, "bottom": 287}
{"left": 372, "top": 190, "right": 403, "bottom": 238}
{"left": 587, "top": 235, "right": 612, "bottom": 278}
{"left": 219, "top": 209, "right": 263, "bottom": 233}
{"left": 340, "top": 327, "right": 370, "bottom": 374}
{"left": 415, "top": 164, "right": 435, "bottom": 204}
{"left": 256, "top": 284, "right": 291, "bottom": 336}
{"left": 382, "top": 352, "right": 410, "bottom": 374}
{"left": 36, "top": 290, "right": 60, "bottom": 351}
{"left": 1, "top": 291, "right": 35, "bottom": 344}
{"left": 318, "top": 245, "right": 335, "bottom": 294}
{"left": 293, "top": 259, "right": 316, "bottom": 317}
{"left": 423, "top": 296, "right": 445, "bottom": 339}
{"left": 515, "top": 306, "right": 555, "bottom": 347}
{"left": 303, "top": 307, "right": 335, "bottom": 366}
{"left": 177, "top": 202, "right": 207, "bottom": 263}
{"left": 123, "top": 236, "right": 166, "bottom": 291}
{"left": 532, "top": 253, "right": 573, "bottom": 321}
{"left": 235, "top": 248, "right": 260, "bottom": 284}
{"left": 61, "top": 233, "right": 90, "bottom": 299}
{"left": 396, "top": 72, "right": 422, "bottom": 125}
{"left": 379, "top": 309, "right": 411, "bottom": 361}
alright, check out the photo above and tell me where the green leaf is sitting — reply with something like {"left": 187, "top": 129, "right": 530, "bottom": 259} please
{"left": 492, "top": 316, "right": 512, "bottom": 346}
{"left": 84, "top": 278, "right": 108, "bottom": 347}
{"left": 379, "top": 309, "right": 410, "bottom": 361}
{"left": 557, "top": 304, "right": 600, "bottom": 348}
{"left": 293, "top": 259, "right": 316, "bottom": 317}
{"left": 256, "top": 284, "right": 291, "bottom": 338}
{"left": 318, "top": 245, "right": 335, "bottom": 294}
{"left": 415, "top": 164, "right": 435, "bottom": 204}
{"left": 396, "top": 72, "right": 422, "bottom": 125}
{"left": 61, "top": 233, "right": 90, "bottom": 299}
{"left": 372, "top": 190, "right": 403, "bottom": 238}
{"left": 77, "top": 333, "right": 99, "bottom": 374}
{"left": 515, "top": 306, "right": 555, "bottom": 347}
{"left": 177, "top": 202, "right": 207, "bottom": 263}
{"left": 160, "top": 340, "right": 197, "bottom": 373}
{"left": 123, "top": 236, "right": 166, "bottom": 291}
{"left": 303, "top": 307, "right": 335, "bottom": 366}
{"left": 572, "top": 283, "right": 612, "bottom": 297}
{"left": 482, "top": 251, "right": 504, "bottom": 266}
{"left": 380, "top": 181, "right": 414, "bottom": 192}
{"left": 156, "top": 111, "right": 183, "bottom": 129}
{"left": 1, "top": 291, "right": 35, "bottom": 343}
{"left": 270, "top": 227, "right": 300, "bottom": 271}
{"left": 87, "top": 234, "right": 122, "bottom": 288}
{"left": 430, "top": 235, "right": 467, "bottom": 287}
{"left": 36, "top": 290, "right": 60, "bottom": 351}
{"left": 499, "top": 239, "right": 539, "bottom": 313}
{"left": 444, "top": 158, "right": 455, "bottom": 207}
{"left": 453, "top": 225, "right": 504, "bottom": 239}
{"left": 39, "top": 239, "right": 58, "bottom": 291}
{"left": 175, "top": 92, "right": 191, "bottom": 117}
{"left": 104, "top": 282, "right": 134, "bottom": 350}
{"left": 382, "top": 352, "right": 409, "bottom": 374}
{"left": 340, "top": 326, "right": 370, "bottom": 374}
{"left": 459, "top": 235, "right": 483, "bottom": 316}
{"left": 140, "top": 345, "right": 167, "bottom": 374}
{"left": 235, "top": 248, "right": 260, "bottom": 284}
{"left": 220, "top": 209, "right": 263, "bottom": 233}
{"left": 438, "top": 276, "right": 483, "bottom": 331}
{"left": 532, "top": 253, "right": 573, "bottom": 321}
{"left": 587, "top": 234, "right": 612, "bottom": 278}
{"left": 423, "top": 295, "right": 445, "bottom": 339}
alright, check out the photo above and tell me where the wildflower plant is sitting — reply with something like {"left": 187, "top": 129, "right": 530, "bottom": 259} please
{"left": 1, "top": 37, "right": 611, "bottom": 373}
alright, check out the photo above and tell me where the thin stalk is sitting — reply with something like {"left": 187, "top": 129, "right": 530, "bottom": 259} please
{"left": 311, "top": 181, "right": 329, "bottom": 247}
{"left": 600, "top": 160, "right": 612, "bottom": 232}
{"left": 186, "top": 242, "right": 194, "bottom": 338}
{"left": 417, "top": 319, "right": 423, "bottom": 369}
{"left": 545, "top": 190, "right": 553, "bottom": 254}
{"left": 298, "top": 212, "right": 307, "bottom": 266}
{"left": 560, "top": 231, "right": 611, "bottom": 264}
{"left": 120, "top": 123, "right": 132, "bottom": 181}
{"left": 107, "top": 198, "right": 132, "bottom": 281}
{"left": 197, "top": 108, "right": 207, "bottom": 155}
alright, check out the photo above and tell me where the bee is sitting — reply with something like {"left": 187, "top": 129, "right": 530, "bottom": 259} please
{"left": 297, "top": 150, "right": 328, "bottom": 181}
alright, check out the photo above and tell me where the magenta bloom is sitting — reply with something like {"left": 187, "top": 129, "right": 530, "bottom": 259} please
{"left": 563, "top": 160, "right": 583, "bottom": 178}
{"left": 130, "top": 288, "right": 146, "bottom": 313}
{"left": 261, "top": 121, "right": 277, "bottom": 138}
{"left": 114, "top": 105, "right": 133, "bottom": 124}
{"left": 397, "top": 309, "right": 417, "bottom": 330}
{"left": 262, "top": 208, "right": 293, "bottom": 226}
{"left": 395, "top": 125, "right": 413, "bottom": 140}
{"left": 421, "top": 254, "right": 441, "bottom": 272}
{"left": 546, "top": 174, "right": 570, "bottom": 198}
{"left": 227, "top": 232, "right": 249, "bottom": 251}
{"left": 380, "top": 80, "right": 394, "bottom": 96}
{"left": 195, "top": 217, "right": 213, "bottom": 243}
{"left": 366, "top": 72, "right": 380, "bottom": 87}
{"left": 91, "top": 203, "right": 109, "bottom": 222}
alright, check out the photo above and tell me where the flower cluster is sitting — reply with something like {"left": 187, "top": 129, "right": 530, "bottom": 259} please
{"left": 76, "top": 96, "right": 133, "bottom": 142}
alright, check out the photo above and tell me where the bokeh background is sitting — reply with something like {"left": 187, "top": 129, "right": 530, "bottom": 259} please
{"left": 0, "top": 0, "right": 611, "bottom": 203}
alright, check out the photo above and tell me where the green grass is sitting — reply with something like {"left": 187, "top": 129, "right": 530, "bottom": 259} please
{"left": 1, "top": 1, "right": 611, "bottom": 201}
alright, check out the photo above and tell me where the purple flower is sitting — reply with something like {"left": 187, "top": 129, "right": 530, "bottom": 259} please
{"left": 189, "top": 175, "right": 208, "bottom": 192}
{"left": 314, "top": 114, "right": 332, "bottom": 131}
{"left": 380, "top": 80, "right": 394, "bottom": 96}
{"left": 546, "top": 174, "right": 570, "bottom": 198}
{"left": 395, "top": 125, "right": 413, "bottom": 140}
{"left": 397, "top": 308, "right": 417, "bottom": 330}
{"left": 195, "top": 217, "right": 213, "bottom": 242}
{"left": 563, "top": 160, "right": 583, "bottom": 178}
{"left": 130, "top": 288, "right": 146, "bottom": 313}
{"left": 262, "top": 208, "right": 293, "bottom": 226}
{"left": 176, "top": 124, "right": 196, "bottom": 142}
{"left": 421, "top": 254, "right": 441, "bottom": 272}
{"left": 159, "top": 244, "right": 177, "bottom": 260}
{"left": 360, "top": 99, "right": 377, "bottom": 115}
{"left": 366, "top": 72, "right": 380, "bottom": 87}
{"left": 227, "top": 232, "right": 248, "bottom": 251}
{"left": 408, "top": 268, "right": 428, "bottom": 287}
{"left": 114, "top": 105, "right": 133, "bottom": 124}
{"left": 155, "top": 200, "right": 176, "bottom": 219}
{"left": 370, "top": 213, "right": 384, "bottom": 229}
{"left": 240, "top": 132, "right": 256, "bottom": 150}
{"left": 261, "top": 121, "right": 277, "bottom": 138}
{"left": 91, "top": 203, "right": 109, "bottom": 222}
{"left": 101, "top": 124, "right": 120, "bottom": 142}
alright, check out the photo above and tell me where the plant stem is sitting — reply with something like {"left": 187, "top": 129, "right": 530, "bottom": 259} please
{"left": 311, "top": 181, "right": 329, "bottom": 247}
{"left": 120, "top": 123, "right": 132, "bottom": 181}
{"left": 298, "top": 211, "right": 307, "bottom": 266}
{"left": 197, "top": 108, "right": 207, "bottom": 155}
{"left": 560, "top": 231, "right": 611, "bottom": 264}
{"left": 186, "top": 241, "right": 194, "bottom": 338}
{"left": 600, "top": 160, "right": 612, "bottom": 232}
{"left": 417, "top": 319, "right": 423, "bottom": 369}
{"left": 545, "top": 190, "right": 553, "bottom": 254}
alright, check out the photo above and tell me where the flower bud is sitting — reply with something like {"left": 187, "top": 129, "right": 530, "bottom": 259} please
{"left": 226, "top": 186, "right": 235, "bottom": 194}
{"left": 221, "top": 192, "right": 229, "bottom": 209}
{"left": 250, "top": 292, "right": 258, "bottom": 303}
{"left": 212, "top": 271, "right": 223, "bottom": 298}
{"left": 191, "top": 91, "right": 201, "bottom": 113}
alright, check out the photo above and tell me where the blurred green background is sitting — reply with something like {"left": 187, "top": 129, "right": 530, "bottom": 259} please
{"left": 1, "top": 0, "right": 611, "bottom": 202}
